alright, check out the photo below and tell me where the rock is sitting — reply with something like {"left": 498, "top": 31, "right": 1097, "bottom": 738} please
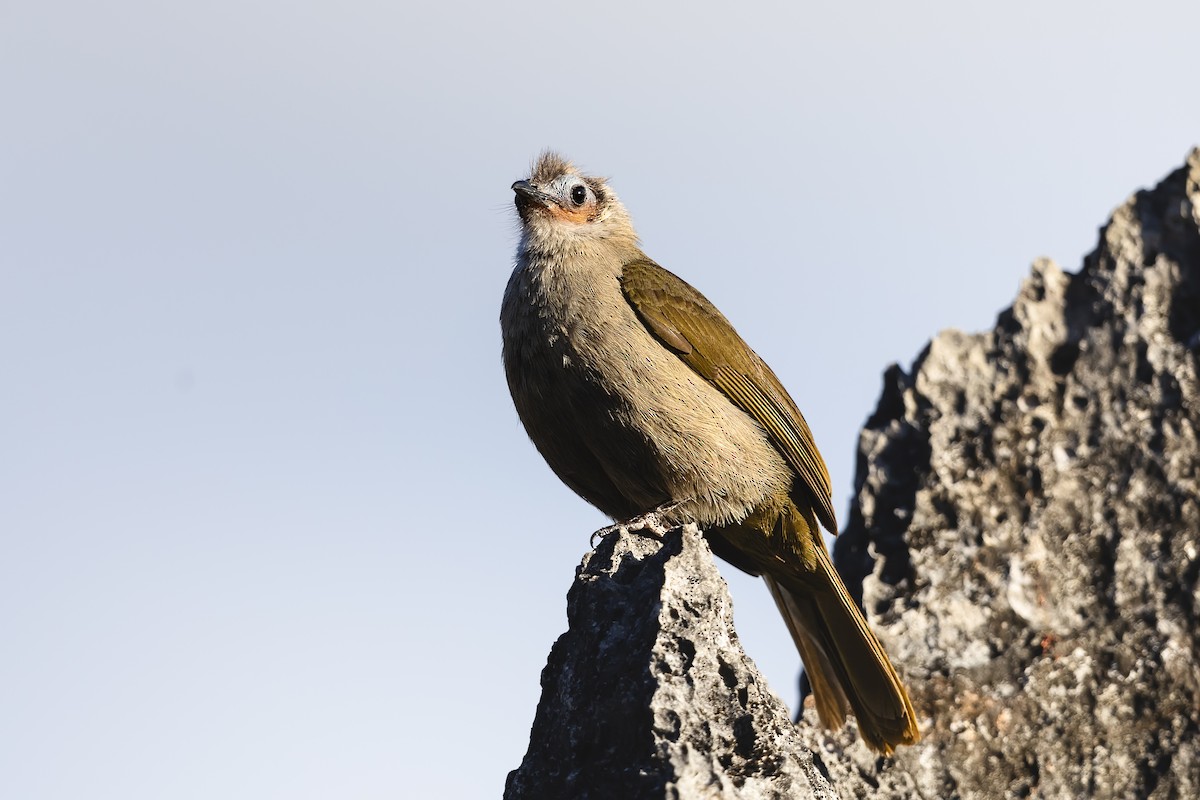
{"left": 506, "top": 150, "right": 1200, "bottom": 799}
{"left": 817, "top": 148, "right": 1200, "bottom": 798}
{"left": 503, "top": 525, "right": 838, "bottom": 800}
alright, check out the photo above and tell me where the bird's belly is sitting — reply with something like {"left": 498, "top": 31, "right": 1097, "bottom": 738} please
{"left": 550, "top": 314, "right": 793, "bottom": 527}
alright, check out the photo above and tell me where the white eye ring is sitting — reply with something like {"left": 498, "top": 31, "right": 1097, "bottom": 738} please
{"left": 570, "top": 184, "right": 588, "bottom": 206}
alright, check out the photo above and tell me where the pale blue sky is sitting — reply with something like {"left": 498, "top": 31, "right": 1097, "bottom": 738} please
{"left": 2, "top": 2, "right": 1197, "bottom": 798}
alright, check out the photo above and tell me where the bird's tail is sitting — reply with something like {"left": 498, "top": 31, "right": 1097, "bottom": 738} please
{"left": 763, "top": 517, "right": 919, "bottom": 754}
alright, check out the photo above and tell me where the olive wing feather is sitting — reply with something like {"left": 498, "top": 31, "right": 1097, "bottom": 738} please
{"left": 619, "top": 259, "right": 837, "bottom": 533}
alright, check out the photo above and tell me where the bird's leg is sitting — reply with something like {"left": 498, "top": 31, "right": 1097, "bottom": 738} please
{"left": 590, "top": 501, "right": 687, "bottom": 547}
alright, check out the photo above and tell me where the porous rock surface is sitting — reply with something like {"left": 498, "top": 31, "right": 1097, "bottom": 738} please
{"left": 506, "top": 151, "right": 1200, "bottom": 799}
{"left": 817, "top": 149, "right": 1200, "bottom": 798}
{"left": 504, "top": 525, "right": 838, "bottom": 800}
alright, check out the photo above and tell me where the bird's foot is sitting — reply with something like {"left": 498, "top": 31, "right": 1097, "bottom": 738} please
{"left": 590, "top": 502, "right": 684, "bottom": 548}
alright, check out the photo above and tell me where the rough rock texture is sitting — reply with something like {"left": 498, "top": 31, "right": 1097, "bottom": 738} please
{"left": 812, "top": 149, "right": 1200, "bottom": 798}
{"left": 507, "top": 151, "right": 1200, "bottom": 799}
{"left": 504, "top": 525, "right": 838, "bottom": 800}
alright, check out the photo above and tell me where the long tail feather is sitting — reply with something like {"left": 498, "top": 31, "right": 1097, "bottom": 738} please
{"left": 767, "top": 510, "right": 919, "bottom": 753}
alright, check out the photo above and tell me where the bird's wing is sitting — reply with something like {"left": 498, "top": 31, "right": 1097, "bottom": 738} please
{"left": 620, "top": 258, "right": 837, "bottom": 533}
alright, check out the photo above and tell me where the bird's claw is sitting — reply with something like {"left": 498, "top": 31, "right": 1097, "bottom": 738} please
{"left": 589, "top": 505, "right": 680, "bottom": 548}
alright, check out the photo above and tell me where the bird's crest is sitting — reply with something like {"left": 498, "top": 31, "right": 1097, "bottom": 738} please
{"left": 529, "top": 150, "right": 576, "bottom": 185}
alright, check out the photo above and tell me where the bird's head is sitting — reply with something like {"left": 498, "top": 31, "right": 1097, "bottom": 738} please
{"left": 512, "top": 151, "right": 637, "bottom": 254}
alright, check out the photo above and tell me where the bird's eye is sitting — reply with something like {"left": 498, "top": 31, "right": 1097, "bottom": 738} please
{"left": 570, "top": 185, "right": 587, "bottom": 206}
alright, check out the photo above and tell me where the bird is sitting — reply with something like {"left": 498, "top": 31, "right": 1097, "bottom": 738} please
{"left": 499, "top": 151, "right": 919, "bottom": 754}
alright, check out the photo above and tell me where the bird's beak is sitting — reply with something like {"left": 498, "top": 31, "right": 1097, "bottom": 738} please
{"left": 512, "top": 180, "right": 557, "bottom": 213}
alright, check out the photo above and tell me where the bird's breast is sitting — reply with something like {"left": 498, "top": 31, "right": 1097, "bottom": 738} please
{"left": 502, "top": 256, "right": 792, "bottom": 527}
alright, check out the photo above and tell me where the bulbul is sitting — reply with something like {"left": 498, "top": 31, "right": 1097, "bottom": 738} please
{"left": 500, "top": 152, "right": 919, "bottom": 754}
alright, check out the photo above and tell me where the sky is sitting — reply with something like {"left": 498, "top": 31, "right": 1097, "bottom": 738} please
{"left": 2, "top": 2, "right": 1198, "bottom": 798}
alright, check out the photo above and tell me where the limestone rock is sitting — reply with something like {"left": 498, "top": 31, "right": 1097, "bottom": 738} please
{"left": 816, "top": 149, "right": 1200, "bottom": 798}
{"left": 504, "top": 526, "right": 838, "bottom": 800}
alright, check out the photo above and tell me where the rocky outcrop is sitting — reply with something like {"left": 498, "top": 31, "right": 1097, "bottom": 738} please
{"left": 818, "top": 149, "right": 1200, "bottom": 798}
{"left": 505, "top": 150, "right": 1200, "bottom": 799}
{"left": 504, "top": 525, "right": 837, "bottom": 800}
